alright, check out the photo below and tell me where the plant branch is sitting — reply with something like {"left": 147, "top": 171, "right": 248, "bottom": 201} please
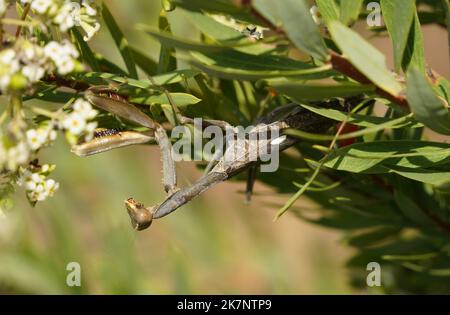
{"left": 15, "top": 3, "right": 31, "bottom": 38}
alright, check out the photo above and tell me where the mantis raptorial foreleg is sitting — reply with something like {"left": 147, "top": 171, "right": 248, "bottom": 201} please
{"left": 84, "top": 86, "right": 178, "bottom": 195}
{"left": 71, "top": 129, "right": 155, "bottom": 157}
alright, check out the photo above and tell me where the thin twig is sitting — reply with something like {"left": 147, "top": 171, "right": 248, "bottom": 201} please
{"left": 15, "top": 3, "right": 31, "bottom": 38}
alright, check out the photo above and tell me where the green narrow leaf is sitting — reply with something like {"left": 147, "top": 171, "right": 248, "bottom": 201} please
{"left": 130, "top": 47, "right": 158, "bottom": 75}
{"left": 157, "top": 10, "right": 177, "bottom": 74}
{"left": 406, "top": 68, "right": 450, "bottom": 135}
{"left": 181, "top": 9, "right": 271, "bottom": 55}
{"left": 188, "top": 50, "right": 333, "bottom": 81}
{"left": 328, "top": 21, "right": 404, "bottom": 97}
{"left": 389, "top": 166, "right": 450, "bottom": 186}
{"left": 394, "top": 190, "right": 435, "bottom": 227}
{"left": 253, "top": 0, "right": 329, "bottom": 61}
{"left": 380, "top": 0, "right": 415, "bottom": 72}
{"left": 70, "top": 28, "right": 100, "bottom": 71}
{"left": 182, "top": 10, "right": 244, "bottom": 42}
{"left": 345, "top": 227, "right": 401, "bottom": 248}
{"left": 94, "top": 54, "right": 127, "bottom": 75}
{"left": 300, "top": 104, "right": 421, "bottom": 128}
{"left": 267, "top": 80, "right": 375, "bottom": 101}
{"left": 102, "top": 2, "right": 138, "bottom": 78}
{"left": 340, "top": 0, "right": 363, "bottom": 25}
{"left": 130, "top": 93, "right": 201, "bottom": 107}
{"left": 323, "top": 141, "right": 450, "bottom": 174}
{"left": 402, "top": 12, "right": 426, "bottom": 73}
{"left": 171, "top": 0, "right": 256, "bottom": 23}
{"left": 316, "top": 0, "right": 340, "bottom": 24}
{"left": 138, "top": 25, "right": 245, "bottom": 53}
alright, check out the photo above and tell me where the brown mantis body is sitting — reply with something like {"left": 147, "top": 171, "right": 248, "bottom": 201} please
{"left": 77, "top": 85, "right": 366, "bottom": 231}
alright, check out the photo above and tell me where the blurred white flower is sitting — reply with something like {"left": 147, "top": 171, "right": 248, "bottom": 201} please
{"left": 25, "top": 125, "right": 57, "bottom": 151}
{"left": 26, "top": 129, "right": 44, "bottom": 150}
{"left": 7, "top": 142, "right": 30, "bottom": 171}
{"left": 0, "top": 0, "right": 8, "bottom": 16}
{"left": 45, "top": 178, "right": 59, "bottom": 196}
{"left": 62, "top": 112, "right": 86, "bottom": 135}
{"left": 84, "top": 122, "right": 97, "bottom": 141}
{"left": 31, "top": 0, "right": 53, "bottom": 14}
{"left": 44, "top": 40, "right": 79, "bottom": 74}
{"left": 73, "top": 98, "right": 97, "bottom": 120}
{"left": 22, "top": 64, "right": 45, "bottom": 82}
{"left": 53, "top": 2, "right": 76, "bottom": 32}
{"left": 55, "top": 57, "right": 75, "bottom": 74}
{"left": 310, "top": 6, "right": 322, "bottom": 26}
{"left": 23, "top": 0, "right": 101, "bottom": 41}
{"left": 18, "top": 164, "right": 59, "bottom": 203}
{"left": 81, "top": 21, "right": 100, "bottom": 41}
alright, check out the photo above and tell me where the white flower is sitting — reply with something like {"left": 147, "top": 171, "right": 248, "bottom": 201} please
{"left": 31, "top": 0, "right": 53, "bottom": 14}
{"left": 0, "top": 75, "right": 11, "bottom": 92}
{"left": 73, "top": 98, "right": 97, "bottom": 120}
{"left": 84, "top": 122, "right": 97, "bottom": 141}
{"left": 7, "top": 142, "right": 30, "bottom": 171}
{"left": 20, "top": 40, "right": 44, "bottom": 62}
{"left": 18, "top": 164, "right": 59, "bottom": 203}
{"left": 49, "top": 129, "right": 57, "bottom": 141}
{"left": 26, "top": 129, "right": 44, "bottom": 150}
{"left": 62, "top": 112, "right": 86, "bottom": 135}
{"left": 310, "top": 6, "right": 322, "bottom": 26}
{"left": 81, "top": 21, "right": 100, "bottom": 41}
{"left": 41, "top": 164, "right": 50, "bottom": 173}
{"left": 0, "top": 49, "right": 16, "bottom": 64}
{"left": 45, "top": 179, "right": 59, "bottom": 196}
{"left": 29, "top": 183, "right": 49, "bottom": 202}
{"left": 54, "top": 3, "right": 76, "bottom": 32}
{"left": 31, "top": 172, "right": 44, "bottom": 184}
{"left": 82, "top": 1, "right": 97, "bottom": 16}
{"left": 22, "top": 64, "right": 45, "bottom": 82}
{"left": 43, "top": 41, "right": 61, "bottom": 60}
{"left": 25, "top": 126, "right": 54, "bottom": 151}
{"left": 0, "top": 0, "right": 8, "bottom": 16}
{"left": 61, "top": 40, "right": 79, "bottom": 58}
{"left": 55, "top": 57, "right": 75, "bottom": 75}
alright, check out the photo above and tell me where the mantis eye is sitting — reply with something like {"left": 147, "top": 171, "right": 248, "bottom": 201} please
{"left": 246, "top": 24, "right": 257, "bottom": 33}
{"left": 125, "top": 198, "right": 153, "bottom": 230}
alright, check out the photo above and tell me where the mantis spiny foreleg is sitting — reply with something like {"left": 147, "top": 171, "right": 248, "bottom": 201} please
{"left": 84, "top": 86, "right": 178, "bottom": 195}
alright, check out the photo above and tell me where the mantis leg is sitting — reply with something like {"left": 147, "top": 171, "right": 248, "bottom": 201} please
{"left": 245, "top": 165, "right": 258, "bottom": 203}
{"left": 154, "top": 125, "right": 178, "bottom": 195}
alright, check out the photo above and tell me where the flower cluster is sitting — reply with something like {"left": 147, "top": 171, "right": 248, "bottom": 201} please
{"left": 0, "top": 39, "right": 81, "bottom": 94}
{"left": 20, "top": 0, "right": 101, "bottom": 41}
{"left": 17, "top": 163, "right": 59, "bottom": 204}
{"left": 60, "top": 98, "right": 98, "bottom": 145}
{"left": 0, "top": 96, "right": 97, "bottom": 204}
{"left": 0, "top": 1, "right": 101, "bottom": 208}
{"left": 26, "top": 125, "right": 57, "bottom": 151}
{"left": 1, "top": 120, "right": 57, "bottom": 172}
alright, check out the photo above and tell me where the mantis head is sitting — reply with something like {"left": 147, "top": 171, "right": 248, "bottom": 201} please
{"left": 125, "top": 198, "right": 154, "bottom": 231}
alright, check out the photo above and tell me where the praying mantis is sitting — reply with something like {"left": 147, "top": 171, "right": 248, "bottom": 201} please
{"left": 73, "top": 83, "right": 368, "bottom": 231}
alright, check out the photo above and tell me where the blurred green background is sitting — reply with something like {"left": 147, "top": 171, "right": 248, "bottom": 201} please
{"left": 0, "top": 0, "right": 448, "bottom": 294}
